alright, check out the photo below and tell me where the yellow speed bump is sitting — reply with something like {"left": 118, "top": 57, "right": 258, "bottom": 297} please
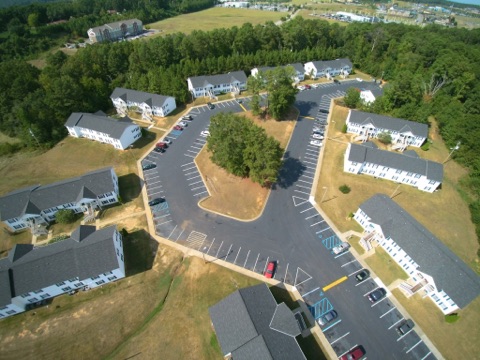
{"left": 322, "top": 276, "right": 348, "bottom": 292}
{"left": 239, "top": 103, "right": 247, "bottom": 112}
{"left": 301, "top": 116, "right": 315, "bottom": 120}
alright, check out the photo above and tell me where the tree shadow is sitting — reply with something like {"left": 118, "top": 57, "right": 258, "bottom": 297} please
{"left": 294, "top": 100, "right": 321, "bottom": 117}
{"left": 124, "top": 229, "right": 158, "bottom": 277}
{"left": 275, "top": 151, "right": 307, "bottom": 189}
{"left": 118, "top": 173, "right": 142, "bottom": 202}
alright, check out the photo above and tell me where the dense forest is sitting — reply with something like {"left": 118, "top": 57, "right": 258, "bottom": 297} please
{"left": 0, "top": 16, "right": 479, "bottom": 251}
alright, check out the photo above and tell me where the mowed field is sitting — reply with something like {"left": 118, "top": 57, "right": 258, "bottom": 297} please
{"left": 148, "top": 7, "right": 285, "bottom": 35}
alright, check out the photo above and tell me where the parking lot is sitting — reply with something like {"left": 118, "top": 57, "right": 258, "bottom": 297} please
{"left": 140, "top": 81, "right": 438, "bottom": 360}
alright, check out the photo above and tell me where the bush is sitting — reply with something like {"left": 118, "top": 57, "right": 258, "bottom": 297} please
{"left": 55, "top": 209, "right": 76, "bottom": 224}
{"left": 377, "top": 132, "right": 392, "bottom": 145}
{"left": 339, "top": 184, "right": 351, "bottom": 194}
{"left": 421, "top": 142, "right": 430, "bottom": 151}
{"left": 49, "top": 234, "right": 69, "bottom": 244}
{"left": 341, "top": 124, "right": 348, "bottom": 133}
{"left": 445, "top": 313, "right": 460, "bottom": 323}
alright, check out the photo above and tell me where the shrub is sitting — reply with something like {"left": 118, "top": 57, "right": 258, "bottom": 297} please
{"left": 49, "top": 234, "right": 69, "bottom": 244}
{"left": 377, "top": 132, "right": 392, "bottom": 145}
{"left": 445, "top": 313, "right": 460, "bottom": 323}
{"left": 339, "top": 184, "right": 351, "bottom": 194}
{"left": 421, "top": 142, "right": 430, "bottom": 151}
{"left": 55, "top": 209, "right": 76, "bottom": 224}
{"left": 341, "top": 124, "right": 348, "bottom": 133}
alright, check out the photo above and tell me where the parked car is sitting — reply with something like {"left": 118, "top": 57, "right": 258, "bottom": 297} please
{"left": 200, "top": 130, "right": 210, "bottom": 137}
{"left": 368, "top": 288, "right": 387, "bottom": 303}
{"left": 207, "top": 102, "right": 215, "bottom": 109}
{"left": 297, "top": 85, "right": 306, "bottom": 91}
{"left": 265, "top": 261, "right": 276, "bottom": 278}
{"left": 312, "top": 134, "right": 324, "bottom": 140}
{"left": 173, "top": 125, "right": 183, "bottom": 131}
{"left": 162, "top": 138, "right": 172, "bottom": 144}
{"left": 356, "top": 77, "right": 363, "bottom": 82}
{"left": 396, "top": 319, "right": 415, "bottom": 336}
{"left": 156, "top": 142, "right": 168, "bottom": 149}
{"left": 178, "top": 121, "right": 188, "bottom": 127}
{"left": 304, "top": 84, "right": 311, "bottom": 90}
{"left": 334, "top": 79, "right": 340, "bottom": 84}
{"left": 340, "top": 345, "right": 365, "bottom": 360}
{"left": 313, "top": 127, "right": 324, "bottom": 132}
{"left": 310, "top": 140, "right": 323, "bottom": 147}
{"left": 142, "top": 163, "right": 156, "bottom": 170}
{"left": 182, "top": 115, "right": 193, "bottom": 120}
{"left": 153, "top": 147, "right": 165, "bottom": 153}
{"left": 148, "top": 198, "right": 165, "bottom": 206}
{"left": 319, "top": 109, "right": 329, "bottom": 114}
{"left": 311, "top": 83, "right": 319, "bottom": 88}
{"left": 355, "top": 269, "right": 370, "bottom": 282}
{"left": 332, "top": 241, "right": 350, "bottom": 254}
{"left": 237, "top": 99, "right": 243, "bottom": 103}
{"left": 317, "top": 310, "right": 337, "bottom": 326}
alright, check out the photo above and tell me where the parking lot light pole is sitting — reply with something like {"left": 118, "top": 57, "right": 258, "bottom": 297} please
{"left": 443, "top": 141, "right": 461, "bottom": 164}
{"left": 320, "top": 186, "right": 328, "bottom": 203}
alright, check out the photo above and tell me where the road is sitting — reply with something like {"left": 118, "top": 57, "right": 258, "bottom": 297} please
{"left": 141, "top": 80, "right": 436, "bottom": 360}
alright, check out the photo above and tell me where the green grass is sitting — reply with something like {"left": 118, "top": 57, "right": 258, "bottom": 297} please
{"left": 364, "top": 246, "right": 408, "bottom": 286}
{"left": 148, "top": 8, "right": 285, "bottom": 35}
{"left": 348, "top": 235, "right": 365, "bottom": 255}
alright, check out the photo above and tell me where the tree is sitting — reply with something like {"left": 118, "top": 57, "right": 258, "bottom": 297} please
{"left": 377, "top": 132, "right": 392, "bottom": 145}
{"left": 55, "top": 209, "right": 76, "bottom": 224}
{"left": 247, "top": 73, "right": 264, "bottom": 116}
{"left": 264, "top": 67, "right": 297, "bottom": 120}
{"left": 27, "top": 13, "right": 40, "bottom": 28}
{"left": 344, "top": 87, "right": 361, "bottom": 109}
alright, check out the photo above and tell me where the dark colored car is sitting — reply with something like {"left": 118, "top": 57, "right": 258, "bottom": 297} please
{"left": 265, "top": 261, "right": 276, "bottom": 278}
{"left": 340, "top": 345, "right": 365, "bottom": 360}
{"left": 156, "top": 142, "right": 168, "bottom": 149}
{"left": 368, "top": 288, "right": 387, "bottom": 303}
{"left": 148, "top": 198, "right": 165, "bottom": 207}
{"left": 318, "top": 310, "right": 338, "bottom": 326}
{"left": 355, "top": 269, "right": 370, "bottom": 282}
{"left": 153, "top": 147, "right": 165, "bottom": 153}
{"left": 142, "top": 163, "right": 156, "bottom": 170}
{"left": 319, "top": 109, "right": 329, "bottom": 114}
{"left": 396, "top": 319, "right": 415, "bottom": 336}
{"left": 173, "top": 125, "right": 183, "bottom": 131}
{"left": 207, "top": 102, "right": 215, "bottom": 109}
{"left": 334, "top": 79, "right": 340, "bottom": 84}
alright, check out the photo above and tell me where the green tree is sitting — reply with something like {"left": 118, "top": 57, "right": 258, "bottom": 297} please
{"left": 344, "top": 87, "right": 361, "bottom": 109}
{"left": 27, "top": 13, "right": 40, "bottom": 28}
{"left": 377, "top": 132, "right": 392, "bottom": 145}
{"left": 264, "top": 67, "right": 297, "bottom": 120}
{"left": 247, "top": 73, "right": 264, "bottom": 116}
{"left": 55, "top": 209, "right": 76, "bottom": 224}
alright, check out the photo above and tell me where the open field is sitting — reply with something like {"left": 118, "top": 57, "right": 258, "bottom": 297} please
{"left": 148, "top": 8, "right": 285, "bottom": 36}
{"left": 316, "top": 104, "right": 478, "bottom": 273}
{"left": 197, "top": 110, "right": 296, "bottom": 220}
{"left": 392, "top": 289, "right": 480, "bottom": 360}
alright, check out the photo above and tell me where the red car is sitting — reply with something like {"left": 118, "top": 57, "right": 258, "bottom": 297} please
{"left": 304, "top": 84, "right": 311, "bottom": 90}
{"left": 173, "top": 125, "right": 183, "bottom": 131}
{"left": 264, "top": 261, "right": 275, "bottom": 278}
{"left": 156, "top": 142, "right": 168, "bottom": 149}
{"left": 340, "top": 346, "right": 365, "bottom": 360}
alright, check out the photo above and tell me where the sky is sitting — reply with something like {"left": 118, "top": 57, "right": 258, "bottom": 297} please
{"left": 447, "top": 0, "right": 480, "bottom": 5}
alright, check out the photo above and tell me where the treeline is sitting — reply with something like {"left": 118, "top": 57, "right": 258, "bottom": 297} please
{"left": 1, "top": 17, "right": 480, "bottom": 248}
{"left": 0, "top": 0, "right": 214, "bottom": 61}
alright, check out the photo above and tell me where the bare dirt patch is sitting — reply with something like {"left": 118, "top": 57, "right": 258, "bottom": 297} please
{"left": 196, "top": 110, "right": 297, "bottom": 220}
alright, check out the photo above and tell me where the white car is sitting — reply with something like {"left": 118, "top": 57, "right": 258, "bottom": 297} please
{"left": 310, "top": 140, "right": 323, "bottom": 147}
{"left": 312, "top": 134, "right": 324, "bottom": 140}
{"left": 311, "top": 83, "right": 319, "bottom": 88}
{"left": 356, "top": 77, "right": 363, "bottom": 82}
{"left": 297, "top": 85, "right": 306, "bottom": 91}
{"left": 178, "top": 121, "right": 188, "bottom": 127}
{"left": 332, "top": 242, "right": 350, "bottom": 255}
{"left": 162, "top": 138, "right": 172, "bottom": 144}
{"left": 200, "top": 130, "right": 210, "bottom": 137}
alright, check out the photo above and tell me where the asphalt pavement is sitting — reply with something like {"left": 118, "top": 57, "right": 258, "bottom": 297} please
{"left": 141, "top": 80, "right": 438, "bottom": 360}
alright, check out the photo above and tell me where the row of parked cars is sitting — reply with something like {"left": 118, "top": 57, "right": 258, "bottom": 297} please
{"left": 309, "top": 109, "right": 329, "bottom": 147}
{"left": 298, "top": 79, "right": 342, "bottom": 91}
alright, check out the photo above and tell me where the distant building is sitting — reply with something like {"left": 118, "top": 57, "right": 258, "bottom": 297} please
{"left": 222, "top": 1, "right": 249, "bottom": 8}
{"left": 251, "top": 63, "right": 305, "bottom": 83}
{"left": 355, "top": 194, "right": 480, "bottom": 314}
{"left": 110, "top": 88, "right": 176, "bottom": 121}
{"left": 209, "top": 283, "right": 305, "bottom": 360}
{"left": 87, "top": 19, "right": 143, "bottom": 43}
{"left": 336, "top": 11, "right": 375, "bottom": 22}
{"left": 360, "top": 90, "right": 376, "bottom": 104}
{"left": 0, "top": 167, "right": 119, "bottom": 232}
{"left": 304, "top": 58, "right": 352, "bottom": 79}
{"left": 187, "top": 71, "right": 247, "bottom": 99}
{"left": 65, "top": 112, "right": 142, "bottom": 150}
{"left": 0, "top": 225, "right": 125, "bottom": 319}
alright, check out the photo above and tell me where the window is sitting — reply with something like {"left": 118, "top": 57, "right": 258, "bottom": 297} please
{"left": 40, "top": 294, "right": 50, "bottom": 299}
{"left": 396, "top": 169, "right": 402, "bottom": 174}
{"left": 6, "top": 310, "right": 16, "bottom": 315}
{"left": 108, "top": 276, "right": 117, "bottom": 281}
{"left": 74, "top": 282, "right": 83, "bottom": 288}
{"left": 34, "top": 290, "right": 44, "bottom": 294}
{"left": 96, "top": 280, "right": 106, "bottom": 285}
{"left": 61, "top": 286, "right": 72, "bottom": 292}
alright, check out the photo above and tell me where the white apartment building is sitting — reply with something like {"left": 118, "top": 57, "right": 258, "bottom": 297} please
{"left": 187, "top": 71, "right": 247, "bottom": 99}
{"left": 304, "top": 58, "right": 352, "bottom": 79}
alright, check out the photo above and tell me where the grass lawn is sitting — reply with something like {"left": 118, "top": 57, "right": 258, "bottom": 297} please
{"left": 348, "top": 235, "right": 365, "bottom": 256}
{"left": 391, "top": 289, "right": 480, "bottom": 360}
{"left": 364, "top": 246, "right": 408, "bottom": 286}
{"left": 196, "top": 109, "right": 296, "bottom": 220}
{"left": 147, "top": 8, "right": 285, "bottom": 36}
{"left": 316, "top": 104, "right": 479, "bottom": 273}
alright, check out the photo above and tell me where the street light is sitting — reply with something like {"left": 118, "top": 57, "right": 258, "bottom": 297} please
{"left": 443, "top": 141, "right": 461, "bottom": 164}
{"left": 320, "top": 186, "right": 328, "bottom": 203}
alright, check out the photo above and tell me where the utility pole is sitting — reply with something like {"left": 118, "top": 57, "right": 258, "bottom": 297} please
{"left": 443, "top": 141, "right": 461, "bottom": 164}
{"left": 29, "top": 128, "right": 40, "bottom": 147}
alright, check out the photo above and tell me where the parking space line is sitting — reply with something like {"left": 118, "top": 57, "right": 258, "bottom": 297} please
{"left": 397, "top": 328, "right": 414, "bottom": 341}
{"left": 253, "top": 253, "right": 260, "bottom": 272}
{"left": 283, "top": 263, "right": 289, "bottom": 283}
{"left": 341, "top": 259, "right": 357, "bottom": 267}
{"left": 176, "top": 228, "right": 185, "bottom": 241}
{"left": 301, "top": 175, "right": 314, "bottom": 179}
{"left": 146, "top": 175, "right": 160, "bottom": 180}
{"left": 316, "top": 227, "right": 330, "bottom": 234}
{"left": 243, "top": 250, "right": 250, "bottom": 267}
{"left": 155, "top": 213, "right": 170, "bottom": 219}
{"left": 303, "top": 157, "right": 317, "bottom": 162}
{"left": 149, "top": 190, "right": 164, "bottom": 196}
{"left": 371, "top": 297, "right": 388, "bottom": 307}
{"left": 300, "top": 206, "right": 314, "bottom": 213}
{"left": 191, "top": 185, "right": 205, "bottom": 190}
{"left": 380, "top": 307, "right": 396, "bottom": 318}
{"left": 233, "top": 247, "right": 242, "bottom": 264}
{"left": 303, "top": 287, "right": 320, "bottom": 297}
{"left": 420, "top": 352, "right": 432, "bottom": 360}
{"left": 148, "top": 180, "right": 162, "bottom": 185}
{"left": 406, "top": 340, "right": 423, "bottom": 354}
{"left": 302, "top": 160, "right": 317, "bottom": 165}
{"left": 296, "top": 184, "right": 311, "bottom": 190}
{"left": 185, "top": 171, "right": 198, "bottom": 176}
{"left": 295, "top": 189, "right": 310, "bottom": 195}
{"left": 337, "top": 345, "right": 358, "bottom": 359}
{"left": 305, "top": 214, "right": 318, "bottom": 220}
{"left": 215, "top": 241, "right": 224, "bottom": 258}
{"left": 189, "top": 180, "right": 203, "bottom": 186}
{"left": 298, "top": 179, "right": 313, "bottom": 184}
{"left": 194, "top": 190, "right": 208, "bottom": 196}
{"left": 334, "top": 251, "right": 350, "bottom": 259}
{"left": 183, "top": 166, "right": 196, "bottom": 171}
{"left": 187, "top": 149, "right": 197, "bottom": 154}
{"left": 322, "top": 319, "right": 342, "bottom": 332}
{"left": 310, "top": 220, "right": 325, "bottom": 227}
{"left": 263, "top": 257, "right": 269, "bottom": 274}
{"left": 166, "top": 225, "right": 177, "bottom": 240}
{"left": 225, "top": 244, "right": 233, "bottom": 262}
{"left": 184, "top": 154, "right": 195, "bottom": 158}
{"left": 187, "top": 175, "right": 201, "bottom": 180}
{"left": 330, "top": 332, "right": 350, "bottom": 345}
{"left": 364, "top": 287, "right": 380, "bottom": 296}
{"left": 348, "top": 268, "right": 364, "bottom": 277}
{"left": 156, "top": 219, "right": 173, "bottom": 226}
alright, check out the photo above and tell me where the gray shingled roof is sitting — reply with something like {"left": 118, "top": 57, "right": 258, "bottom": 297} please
{"left": 65, "top": 112, "right": 136, "bottom": 140}
{"left": 349, "top": 110, "right": 428, "bottom": 138}
{"left": 0, "top": 270, "right": 11, "bottom": 307}
{"left": 310, "top": 58, "right": 352, "bottom": 71}
{"left": 188, "top": 71, "right": 247, "bottom": 89}
{"left": 359, "top": 194, "right": 480, "bottom": 308}
{"left": 232, "top": 335, "right": 273, "bottom": 360}
{"left": 0, "top": 225, "right": 120, "bottom": 307}
{"left": 209, "top": 283, "right": 305, "bottom": 360}
{"left": 0, "top": 167, "right": 116, "bottom": 221}
{"left": 91, "top": 18, "right": 142, "bottom": 33}
{"left": 348, "top": 143, "right": 443, "bottom": 182}
{"left": 110, "top": 88, "right": 172, "bottom": 109}
{"left": 255, "top": 63, "right": 304, "bottom": 75}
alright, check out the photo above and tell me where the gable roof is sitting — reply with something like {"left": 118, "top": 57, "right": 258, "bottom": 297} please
{"left": 348, "top": 110, "right": 428, "bottom": 138}
{"left": 188, "top": 71, "right": 247, "bottom": 89}
{"left": 90, "top": 18, "right": 142, "bottom": 33}
{"left": 359, "top": 194, "right": 480, "bottom": 308}
{"left": 0, "top": 167, "right": 116, "bottom": 221}
{"left": 110, "top": 88, "right": 173, "bottom": 108}
{"left": 0, "top": 225, "right": 120, "bottom": 307}
{"left": 348, "top": 143, "right": 443, "bottom": 182}
{"left": 209, "top": 283, "right": 304, "bottom": 360}
{"left": 65, "top": 112, "right": 137, "bottom": 140}
{"left": 309, "top": 58, "right": 352, "bottom": 71}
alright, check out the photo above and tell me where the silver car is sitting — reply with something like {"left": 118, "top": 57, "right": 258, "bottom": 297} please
{"left": 318, "top": 310, "right": 338, "bottom": 326}
{"left": 332, "top": 242, "right": 350, "bottom": 254}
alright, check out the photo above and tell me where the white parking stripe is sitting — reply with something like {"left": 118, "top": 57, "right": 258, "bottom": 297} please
{"left": 181, "top": 162, "right": 194, "bottom": 167}
{"left": 296, "top": 184, "right": 311, "bottom": 190}
{"left": 298, "top": 179, "right": 313, "bottom": 184}
{"left": 191, "top": 185, "right": 205, "bottom": 190}
{"left": 300, "top": 206, "right": 314, "bottom": 213}
{"left": 184, "top": 153, "right": 196, "bottom": 157}
{"left": 388, "top": 318, "right": 405, "bottom": 329}
{"left": 330, "top": 332, "right": 350, "bottom": 345}
{"left": 156, "top": 219, "right": 173, "bottom": 226}
{"left": 310, "top": 220, "right": 325, "bottom": 227}
{"left": 189, "top": 180, "right": 203, "bottom": 186}
{"left": 364, "top": 287, "right": 379, "bottom": 296}
{"left": 187, "top": 175, "right": 201, "bottom": 180}
{"left": 185, "top": 171, "right": 198, "bottom": 176}
{"left": 294, "top": 189, "right": 310, "bottom": 195}
{"left": 183, "top": 166, "right": 196, "bottom": 171}
{"left": 305, "top": 214, "right": 318, "bottom": 220}
{"left": 348, "top": 268, "right": 364, "bottom": 277}
{"left": 406, "top": 340, "right": 423, "bottom": 354}
{"left": 420, "top": 352, "right": 432, "bottom": 360}
{"left": 341, "top": 259, "right": 357, "bottom": 267}
{"left": 397, "top": 328, "right": 414, "bottom": 341}
{"left": 371, "top": 296, "right": 388, "bottom": 307}
{"left": 380, "top": 307, "right": 396, "bottom": 318}
{"left": 194, "top": 190, "right": 208, "bottom": 196}
{"left": 334, "top": 251, "right": 350, "bottom": 259}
